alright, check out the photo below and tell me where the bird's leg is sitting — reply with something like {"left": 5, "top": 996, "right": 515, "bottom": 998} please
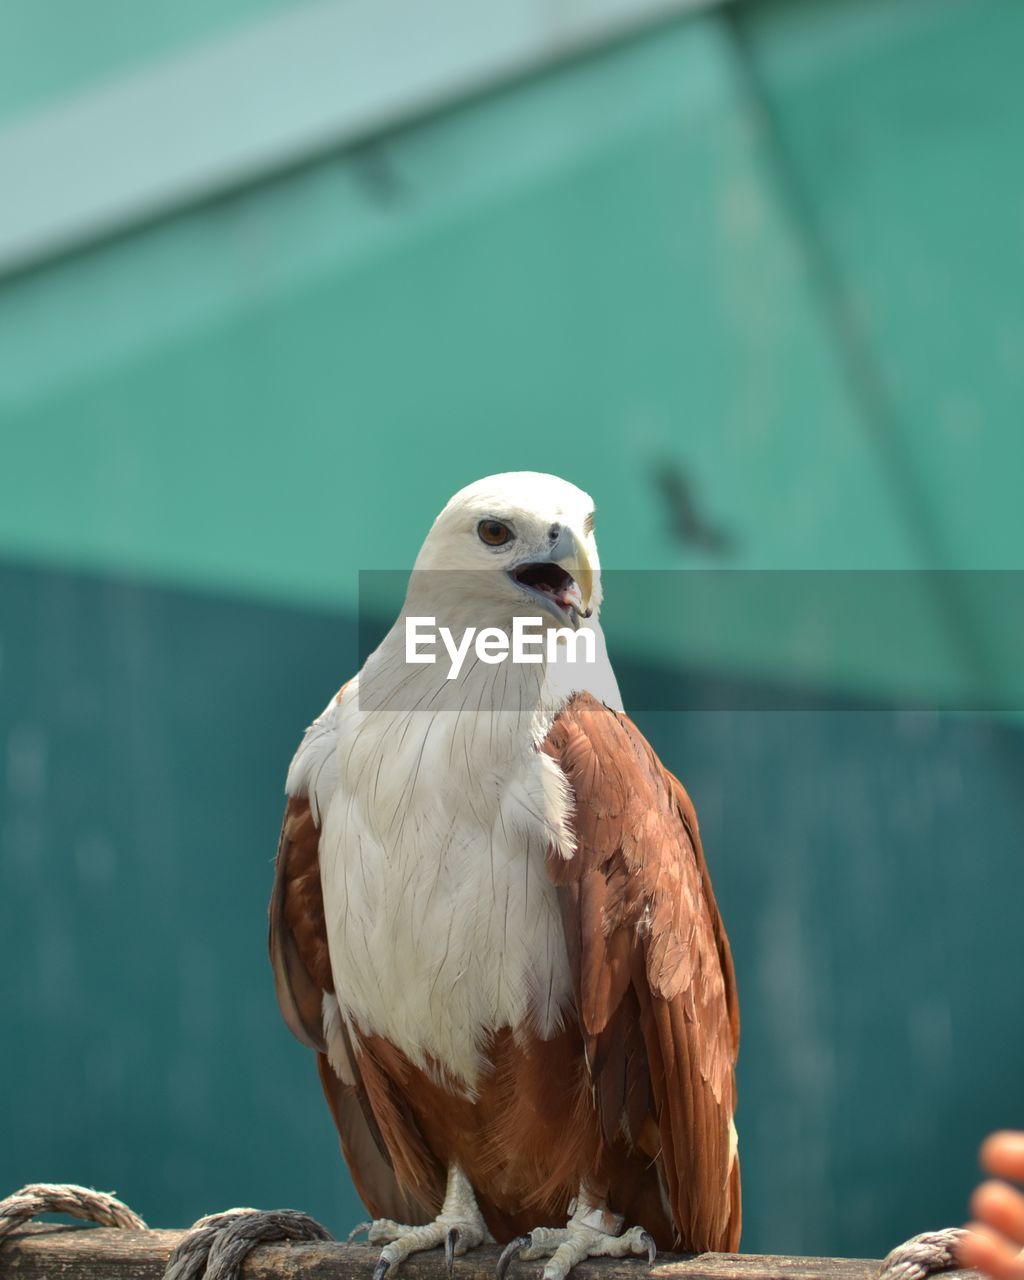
{"left": 350, "top": 1164, "right": 493, "bottom": 1280}
{"left": 496, "top": 1188, "right": 656, "bottom": 1280}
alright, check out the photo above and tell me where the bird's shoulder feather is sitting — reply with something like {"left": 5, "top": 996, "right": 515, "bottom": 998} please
{"left": 540, "top": 691, "right": 741, "bottom": 1252}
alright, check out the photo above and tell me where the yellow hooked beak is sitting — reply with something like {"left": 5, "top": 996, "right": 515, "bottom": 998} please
{"left": 550, "top": 526, "right": 594, "bottom": 620}
{"left": 508, "top": 525, "right": 595, "bottom": 627}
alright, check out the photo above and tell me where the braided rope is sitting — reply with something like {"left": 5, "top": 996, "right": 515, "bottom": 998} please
{"left": 0, "top": 1182, "right": 333, "bottom": 1280}
{"left": 0, "top": 1182, "right": 147, "bottom": 1241}
{"left": 164, "top": 1207, "right": 334, "bottom": 1280}
{"left": 878, "top": 1228, "right": 969, "bottom": 1280}
{"left": 4, "top": 1182, "right": 970, "bottom": 1280}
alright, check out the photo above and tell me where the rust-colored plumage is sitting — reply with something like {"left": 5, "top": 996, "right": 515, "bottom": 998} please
{"left": 269, "top": 691, "right": 740, "bottom": 1252}
{"left": 541, "top": 694, "right": 740, "bottom": 1251}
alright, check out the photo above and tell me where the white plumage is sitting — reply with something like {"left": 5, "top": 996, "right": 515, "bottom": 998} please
{"left": 285, "top": 473, "right": 619, "bottom": 1090}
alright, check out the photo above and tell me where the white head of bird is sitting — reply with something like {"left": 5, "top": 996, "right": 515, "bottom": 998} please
{"left": 407, "top": 471, "right": 601, "bottom": 633}
{"left": 359, "top": 472, "right": 620, "bottom": 714}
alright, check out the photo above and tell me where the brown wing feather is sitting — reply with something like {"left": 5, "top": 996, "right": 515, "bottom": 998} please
{"left": 542, "top": 692, "right": 741, "bottom": 1252}
{"left": 269, "top": 767, "right": 437, "bottom": 1222}
{"left": 269, "top": 796, "right": 331, "bottom": 1050}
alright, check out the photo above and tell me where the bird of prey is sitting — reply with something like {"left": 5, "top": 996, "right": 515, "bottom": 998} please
{"left": 269, "top": 472, "right": 740, "bottom": 1280}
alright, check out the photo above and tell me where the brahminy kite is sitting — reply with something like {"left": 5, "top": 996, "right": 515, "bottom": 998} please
{"left": 269, "top": 472, "right": 740, "bottom": 1280}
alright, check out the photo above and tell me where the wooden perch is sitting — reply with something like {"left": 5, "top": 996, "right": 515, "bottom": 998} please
{"left": 0, "top": 1225, "right": 977, "bottom": 1280}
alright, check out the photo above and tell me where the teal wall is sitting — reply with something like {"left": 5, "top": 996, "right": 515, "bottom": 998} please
{"left": 0, "top": 0, "right": 306, "bottom": 123}
{"left": 2, "top": 0, "right": 1023, "bottom": 1260}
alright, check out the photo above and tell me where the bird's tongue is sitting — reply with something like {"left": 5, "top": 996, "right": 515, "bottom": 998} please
{"left": 554, "top": 578, "right": 583, "bottom": 613}
{"left": 538, "top": 575, "right": 582, "bottom": 614}
{"left": 514, "top": 561, "right": 585, "bottom": 616}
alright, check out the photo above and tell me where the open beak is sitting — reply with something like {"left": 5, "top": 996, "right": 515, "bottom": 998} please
{"left": 551, "top": 525, "right": 593, "bottom": 618}
{"left": 508, "top": 527, "right": 594, "bottom": 627}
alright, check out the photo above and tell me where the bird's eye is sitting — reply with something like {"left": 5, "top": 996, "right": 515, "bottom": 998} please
{"left": 478, "top": 519, "right": 513, "bottom": 547}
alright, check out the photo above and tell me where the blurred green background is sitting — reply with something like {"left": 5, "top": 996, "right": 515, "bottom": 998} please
{"left": 2, "top": 0, "right": 1023, "bottom": 1260}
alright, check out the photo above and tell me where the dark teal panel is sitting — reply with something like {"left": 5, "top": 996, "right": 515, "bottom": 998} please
{"left": 646, "top": 708, "right": 1024, "bottom": 1255}
{"left": 3, "top": 558, "right": 1023, "bottom": 1254}
{"left": 0, "top": 561, "right": 362, "bottom": 1231}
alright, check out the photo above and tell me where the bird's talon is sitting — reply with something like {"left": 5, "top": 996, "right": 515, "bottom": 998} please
{"left": 446, "top": 1226, "right": 460, "bottom": 1278}
{"left": 640, "top": 1231, "right": 657, "bottom": 1265}
{"left": 373, "top": 1255, "right": 392, "bottom": 1280}
{"left": 497, "top": 1235, "right": 531, "bottom": 1280}
{"left": 349, "top": 1222, "right": 372, "bottom": 1243}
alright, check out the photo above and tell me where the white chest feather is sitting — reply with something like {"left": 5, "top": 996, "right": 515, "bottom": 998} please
{"left": 288, "top": 658, "right": 578, "bottom": 1091}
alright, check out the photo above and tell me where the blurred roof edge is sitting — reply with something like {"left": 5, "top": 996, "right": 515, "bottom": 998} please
{"left": 0, "top": 0, "right": 723, "bottom": 280}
